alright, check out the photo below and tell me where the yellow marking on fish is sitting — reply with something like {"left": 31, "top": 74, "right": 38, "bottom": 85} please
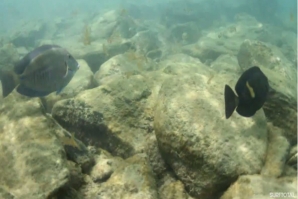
{"left": 246, "top": 81, "right": 255, "bottom": 98}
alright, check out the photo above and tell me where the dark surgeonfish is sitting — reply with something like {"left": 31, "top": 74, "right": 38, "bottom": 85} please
{"left": 0, "top": 44, "right": 80, "bottom": 98}
{"left": 224, "top": 66, "right": 271, "bottom": 119}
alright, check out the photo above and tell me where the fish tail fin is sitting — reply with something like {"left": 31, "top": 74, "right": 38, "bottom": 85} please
{"left": 224, "top": 84, "right": 238, "bottom": 119}
{"left": 0, "top": 70, "right": 19, "bottom": 98}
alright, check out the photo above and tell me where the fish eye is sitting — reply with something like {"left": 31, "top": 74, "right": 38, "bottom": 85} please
{"left": 68, "top": 55, "right": 72, "bottom": 59}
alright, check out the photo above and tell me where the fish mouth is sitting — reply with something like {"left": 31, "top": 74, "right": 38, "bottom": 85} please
{"left": 69, "top": 64, "right": 80, "bottom": 73}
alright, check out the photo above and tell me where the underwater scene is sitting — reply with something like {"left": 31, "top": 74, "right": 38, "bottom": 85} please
{"left": 0, "top": 0, "right": 297, "bottom": 198}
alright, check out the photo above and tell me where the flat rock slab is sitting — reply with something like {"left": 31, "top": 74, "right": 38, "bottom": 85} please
{"left": 0, "top": 93, "right": 69, "bottom": 199}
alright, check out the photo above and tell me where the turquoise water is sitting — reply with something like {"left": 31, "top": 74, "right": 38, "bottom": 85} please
{"left": 0, "top": 0, "right": 296, "bottom": 199}
{"left": 0, "top": 0, "right": 296, "bottom": 33}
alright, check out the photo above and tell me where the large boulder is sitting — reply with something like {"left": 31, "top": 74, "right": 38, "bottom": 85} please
{"left": 94, "top": 53, "right": 158, "bottom": 86}
{"left": 52, "top": 51, "right": 169, "bottom": 159}
{"left": 52, "top": 74, "right": 163, "bottom": 158}
{"left": 154, "top": 55, "right": 268, "bottom": 198}
{"left": 52, "top": 71, "right": 169, "bottom": 159}
{"left": 237, "top": 39, "right": 297, "bottom": 144}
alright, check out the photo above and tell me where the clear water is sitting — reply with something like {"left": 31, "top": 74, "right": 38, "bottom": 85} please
{"left": 0, "top": 0, "right": 296, "bottom": 198}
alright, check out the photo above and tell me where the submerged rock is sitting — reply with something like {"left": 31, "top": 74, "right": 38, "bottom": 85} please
{"left": 52, "top": 73, "right": 158, "bottom": 158}
{"left": 169, "top": 22, "right": 201, "bottom": 45}
{"left": 158, "top": 174, "right": 193, "bottom": 199}
{"left": 90, "top": 10, "right": 137, "bottom": 42}
{"left": 287, "top": 145, "right": 297, "bottom": 170}
{"left": 0, "top": 186, "right": 15, "bottom": 199}
{"left": 90, "top": 150, "right": 123, "bottom": 183}
{"left": 80, "top": 153, "right": 158, "bottom": 199}
{"left": 261, "top": 123, "right": 290, "bottom": 177}
{"left": 61, "top": 133, "right": 95, "bottom": 173}
{"left": 0, "top": 93, "right": 69, "bottom": 199}
{"left": 0, "top": 6, "right": 296, "bottom": 199}
{"left": 154, "top": 56, "right": 268, "bottom": 198}
{"left": 66, "top": 161, "right": 85, "bottom": 190}
{"left": 55, "top": 9, "right": 142, "bottom": 73}
{"left": 0, "top": 43, "right": 19, "bottom": 72}
{"left": 237, "top": 39, "right": 296, "bottom": 80}
{"left": 53, "top": 187, "right": 84, "bottom": 199}
{"left": 74, "top": 41, "right": 133, "bottom": 73}
{"left": 181, "top": 13, "right": 267, "bottom": 63}
{"left": 9, "top": 21, "right": 49, "bottom": 48}
{"left": 52, "top": 50, "right": 169, "bottom": 158}
{"left": 94, "top": 53, "right": 158, "bottom": 86}
{"left": 238, "top": 39, "right": 297, "bottom": 144}
{"left": 220, "top": 175, "right": 297, "bottom": 199}
{"left": 130, "top": 29, "right": 164, "bottom": 61}
{"left": 210, "top": 54, "right": 240, "bottom": 73}
{"left": 145, "top": 135, "right": 168, "bottom": 179}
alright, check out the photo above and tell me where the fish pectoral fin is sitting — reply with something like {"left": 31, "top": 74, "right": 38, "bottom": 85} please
{"left": 17, "top": 85, "right": 52, "bottom": 97}
{"left": 224, "top": 84, "right": 238, "bottom": 119}
{"left": 56, "top": 86, "right": 66, "bottom": 95}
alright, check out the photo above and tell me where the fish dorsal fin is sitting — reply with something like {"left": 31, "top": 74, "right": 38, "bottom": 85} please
{"left": 14, "top": 45, "right": 62, "bottom": 75}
